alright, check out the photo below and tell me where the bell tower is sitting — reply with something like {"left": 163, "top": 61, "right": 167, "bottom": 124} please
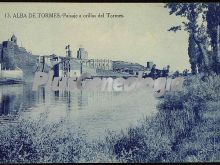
{"left": 11, "top": 34, "right": 17, "bottom": 45}
{"left": 65, "top": 45, "right": 72, "bottom": 58}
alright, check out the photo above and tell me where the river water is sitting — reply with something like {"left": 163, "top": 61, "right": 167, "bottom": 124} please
{"left": 0, "top": 83, "right": 158, "bottom": 141}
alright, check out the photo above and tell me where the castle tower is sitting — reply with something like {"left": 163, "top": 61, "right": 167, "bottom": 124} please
{"left": 77, "top": 47, "right": 88, "bottom": 59}
{"left": 11, "top": 34, "right": 17, "bottom": 45}
{"left": 65, "top": 45, "right": 72, "bottom": 58}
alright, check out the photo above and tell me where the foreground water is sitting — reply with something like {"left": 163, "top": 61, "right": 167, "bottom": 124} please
{"left": 0, "top": 83, "right": 157, "bottom": 141}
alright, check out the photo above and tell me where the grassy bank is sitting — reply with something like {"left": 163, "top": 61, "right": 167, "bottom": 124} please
{"left": 0, "top": 75, "right": 219, "bottom": 163}
{"left": 102, "top": 74, "right": 220, "bottom": 162}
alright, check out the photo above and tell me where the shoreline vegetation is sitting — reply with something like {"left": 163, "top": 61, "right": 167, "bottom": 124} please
{"left": 0, "top": 2, "right": 220, "bottom": 163}
{"left": 0, "top": 74, "right": 219, "bottom": 163}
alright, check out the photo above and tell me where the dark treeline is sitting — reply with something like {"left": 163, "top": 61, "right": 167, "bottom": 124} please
{"left": 165, "top": 3, "right": 220, "bottom": 75}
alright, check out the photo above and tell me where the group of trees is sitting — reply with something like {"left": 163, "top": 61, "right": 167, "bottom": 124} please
{"left": 165, "top": 3, "right": 220, "bottom": 75}
{"left": 145, "top": 64, "right": 170, "bottom": 79}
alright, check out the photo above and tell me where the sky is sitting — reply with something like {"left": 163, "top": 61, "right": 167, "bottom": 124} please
{"left": 0, "top": 3, "right": 190, "bottom": 71}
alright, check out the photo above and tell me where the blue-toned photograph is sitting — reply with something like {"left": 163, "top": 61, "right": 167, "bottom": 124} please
{"left": 0, "top": 2, "right": 219, "bottom": 163}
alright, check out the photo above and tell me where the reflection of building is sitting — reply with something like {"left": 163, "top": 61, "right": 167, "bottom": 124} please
{"left": 77, "top": 48, "right": 88, "bottom": 59}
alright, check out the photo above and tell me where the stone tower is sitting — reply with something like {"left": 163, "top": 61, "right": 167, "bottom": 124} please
{"left": 11, "top": 34, "right": 17, "bottom": 45}
{"left": 77, "top": 47, "right": 88, "bottom": 59}
{"left": 65, "top": 45, "right": 72, "bottom": 58}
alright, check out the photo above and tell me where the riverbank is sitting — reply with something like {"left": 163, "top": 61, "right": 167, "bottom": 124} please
{"left": 99, "top": 74, "right": 220, "bottom": 162}
{"left": 0, "top": 75, "right": 219, "bottom": 163}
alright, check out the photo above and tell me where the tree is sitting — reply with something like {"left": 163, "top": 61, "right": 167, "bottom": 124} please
{"left": 165, "top": 3, "right": 212, "bottom": 74}
{"left": 188, "top": 32, "right": 198, "bottom": 74}
{"left": 149, "top": 64, "right": 157, "bottom": 79}
{"left": 206, "top": 3, "right": 220, "bottom": 73}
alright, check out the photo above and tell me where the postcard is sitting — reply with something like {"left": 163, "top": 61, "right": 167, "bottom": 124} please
{"left": 0, "top": 2, "right": 219, "bottom": 163}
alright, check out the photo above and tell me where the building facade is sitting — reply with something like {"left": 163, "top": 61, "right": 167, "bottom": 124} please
{"left": 76, "top": 47, "right": 113, "bottom": 71}
{"left": 77, "top": 48, "right": 88, "bottom": 59}
{"left": 85, "top": 59, "right": 113, "bottom": 70}
{"left": 0, "top": 35, "right": 38, "bottom": 79}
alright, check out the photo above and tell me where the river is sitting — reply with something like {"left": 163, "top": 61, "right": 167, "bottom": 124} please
{"left": 0, "top": 83, "right": 158, "bottom": 141}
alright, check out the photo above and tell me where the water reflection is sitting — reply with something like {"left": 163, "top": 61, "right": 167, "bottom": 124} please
{"left": 0, "top": 95, "right": 13, "bottom": 116}
{"left": 0, "top": 84, "right": 157, "bottom": 141}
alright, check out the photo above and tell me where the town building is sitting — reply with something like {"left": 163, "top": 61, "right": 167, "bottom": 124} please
{"left": 77, "top": 47, "right": 88, "bottom": 59}
{"left": 76, "top": 47, "right": 113, "bottom": 71}
{"left": 0, "top": 34, "right": 38, "bottom": 80}
{"left": 0, "top": 35, "right": 149, "bottom": 80}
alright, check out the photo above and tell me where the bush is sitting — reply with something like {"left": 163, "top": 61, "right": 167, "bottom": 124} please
{"left": 0, "top": 75, "right": 219, "bottom": 163}
{"left": 103, "top": 75, "right": 220, "bottom": 162}
{"left": 0, "top": 112, "right": 99, "bottom": 163}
